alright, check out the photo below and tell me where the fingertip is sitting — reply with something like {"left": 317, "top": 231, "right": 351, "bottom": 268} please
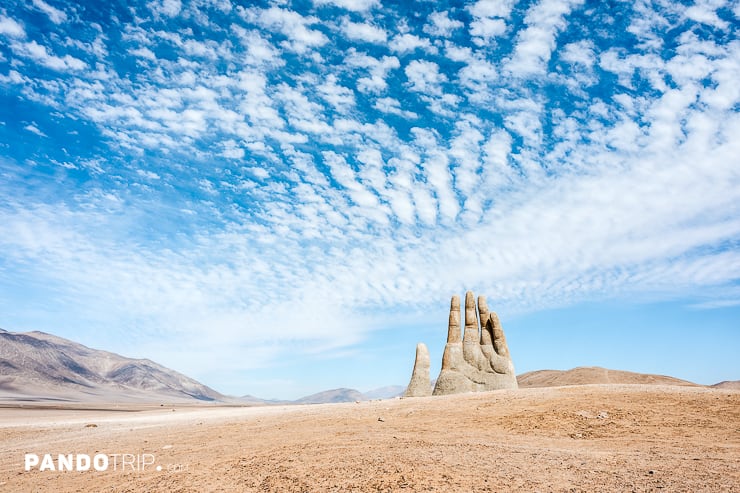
{"left": 450, "top": 295, "right": 460, "bottom": 310}
{"left": 465, "top": 291, "right": 475, "bottom": 309}
{"left": 477, "top": 295, "right": 488, "bottom": 313}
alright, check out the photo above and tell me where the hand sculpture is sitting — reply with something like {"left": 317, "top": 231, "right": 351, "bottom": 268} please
{"left": 404, "top": 291, "right": 518, "bottom": 397}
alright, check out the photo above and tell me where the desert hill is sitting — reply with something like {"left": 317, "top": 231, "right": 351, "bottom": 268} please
{"left": 0, "top": 328, "right": 226, "bottom": 403}
{"left": 293, "top": 388, "right": 366, "bottom": 404}
{"left": 242, "top": 386, "right": 405, "bottom": 405}
{"left": 712, "top": 380, "right": 740, "bottom": 390}
{"left": 362, "top": 385, "right": 405, "bottom": 400}
{"left": 517, "top": 366, "right": 700, "bottom": 388}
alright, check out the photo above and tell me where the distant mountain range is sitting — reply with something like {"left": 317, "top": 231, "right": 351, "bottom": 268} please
{"left": 0, "top": 328, "right": 225, "bottom": 403}
{"left": 0, "top": 328, "right": 404, "bottom": 404}
{"left": 238, "top": 385, "right": 406, "bottom": 405}
{"left": 239, "top": 386, "right": 406, "bottom": 405}
{"left": 1, "top": 329, "right": 734, "bottom": 404}
{"left": 290, "top": 386, "right": 405, "bottom": 404}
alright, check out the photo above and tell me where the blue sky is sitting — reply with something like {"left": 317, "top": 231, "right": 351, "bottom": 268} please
{"left": 0, "top": 0, "right": 738, "bottom": 399}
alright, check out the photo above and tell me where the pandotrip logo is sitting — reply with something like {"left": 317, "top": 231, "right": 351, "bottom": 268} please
{"left": 24, "top": 453, "right": 189, "bottom": 473}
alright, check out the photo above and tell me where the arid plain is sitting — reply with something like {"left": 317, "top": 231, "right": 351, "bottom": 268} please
{"left": 1, "top": 383, "right": 738, "bottom": 492}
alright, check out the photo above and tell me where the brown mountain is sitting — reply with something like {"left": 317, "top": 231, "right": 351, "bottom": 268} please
{"left": 517, "top": 366, "right": 700, "bottom": 388}
{"left": 0, "top": 328, "right": 226, "bottom": 403}
{"left": 711, "top": 380, "right": 740, "bottom": 390}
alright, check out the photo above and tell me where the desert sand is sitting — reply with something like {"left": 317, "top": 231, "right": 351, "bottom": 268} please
{"left": 1, "top": 384, "right": 738, "bottom": 492}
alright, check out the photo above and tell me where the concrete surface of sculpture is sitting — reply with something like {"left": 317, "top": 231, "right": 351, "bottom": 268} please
{"left": 404, "top": 291, "right": 518, "bottom": 397}
{"left": 403, "top": 343, "right": 432, "bottom": 397}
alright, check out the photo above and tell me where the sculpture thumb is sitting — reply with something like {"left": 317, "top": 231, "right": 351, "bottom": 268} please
{"left": 404, "top": 342, "right": 432, "bottom": 397}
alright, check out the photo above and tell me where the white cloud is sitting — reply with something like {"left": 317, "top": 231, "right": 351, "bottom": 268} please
{"left": 278, "top": 83, "right": 333, "bottom": 135}
{"left": 389, "top": 33, "right": 435, "bottom": 54}
{"left": 232, "top": 27, "right": 283, "bottom": 67}
{"left": 469, "top": 0, "right": 516, "bottom": 18}
{"left": 221, "top": 139, "right": 245, "bottom": 159}
{"left": 405, "top": 59, "right": 446, "bottom": 96}
{"left": 151, "top": 0, "right": 182, "bottom": 17}
{"left": 0, "top": 16, "right": 26, "bottom": 38}
{"left": 506, "top": 0, "right": 584, "bottom": 77}
{"left": 468, "top": 0, "right": 516, "bottom": 44}
{"left": 322, "top": 150, "right": 391, "bottom": 225}
{"left": 700, "top": 40, "right": 740, "bottom": 111}
{"left": 317, "top": 74, "right": 355, "bottom": 112}
{"left": 404, "top": 62, "right": 459, "bottom": 115}
{"left": 13, "top": 40, "right": 87, "bottom": 71}
{"left": 449, "top": 119, "right": 485, "bottom": 198}
{"left": 342, "top": 19, "right": 387, "bottom": 44}
{"left": 182, "top": 39, "right": 221, "bottom": 59}
{"left": 556, "top": 39, "right": 598, "bottom": 90}
{"left": 481, "top": 129, "right": 515, "bottom": 189}
{"left": 560, "top": 39, "right": 595, "bottom": 66}
{"left": 24, "top": 123, "right": 47, "bottom": 137}
{"left": 243, "top": 6, "right": 328, "bottom": 54}
{"left": 424, "top": 151, "right": 459, "bottom": 221}
{"left": 345, "top": 51, "right": 400, "bottom": 93}
{"left": 247, "top": 166, "right": 269, "bottom": 179}
{"left": 470, "top": 17, "right": 507, "bottom": 42}
{"left": 458, "top": 57, "right": 497, "bottom": 101}
{"left": 626, "top": 1, "right": 675, "bottom": 51}
{"left": 313, "top": 0, "right": 379, "bottom": 12}
{"left": 411, "top": 184, "right": 437, "bottom": 225}
{"left": 374, "top": 97, "right": 418, "bottom": 119}
{"left": 685, "top": 0, "right": 730, "bottom": 29}
{"left": 236, "top": 70, "right": 286, "bottom": 131}
{"left": 136, "top": 169, "right": 161, "bottom": 180}
{"left": 129, "top": 46, "right": 157, "bottom": 60}
{"left": 424, "top": 11, "right": 463, "bottom": 37}
{"left": 31, "top": 0, "right": 67, "bottom": 24}
{"left": 0, "top": 69, "right": 25, "bottom": 84}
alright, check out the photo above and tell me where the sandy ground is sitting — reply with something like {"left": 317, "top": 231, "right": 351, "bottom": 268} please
{"left": 1, "top": 384, "right": 738, "bottom": 492}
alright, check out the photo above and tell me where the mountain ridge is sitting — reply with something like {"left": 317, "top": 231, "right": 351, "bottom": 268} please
{"left": 243, "top": 385, "right": 406, "bottom": 405}
{"left": 0, "top": 329, "right": 226, "bottom": 403}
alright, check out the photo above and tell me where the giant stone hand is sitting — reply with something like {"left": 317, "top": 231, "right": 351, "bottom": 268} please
{"left": 405, "top": 291, "right": 518, "bottom": 397}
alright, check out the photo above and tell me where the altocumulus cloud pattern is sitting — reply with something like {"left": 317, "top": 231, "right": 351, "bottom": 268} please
{"left": 0, "top": 0, "right": 739, "bottom": 391}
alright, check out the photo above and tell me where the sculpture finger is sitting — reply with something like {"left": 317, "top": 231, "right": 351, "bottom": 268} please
{"left": 478, "top": 295, "right": 493, "bottom": 346}
{"left": 404, "top": 343, "right": 432, "bottom": 397}
{"left": 446, "top": 295, "right": 461, "bottom": 343}
{"left": 488, "top": 311, "right": 510, "bottom": 358}
{"left": 462, "top": 291, "right": 479, "bottom": 345}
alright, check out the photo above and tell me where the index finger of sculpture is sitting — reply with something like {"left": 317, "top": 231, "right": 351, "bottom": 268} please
{"left": 488, "top": 312, "right": 510, "bottom": 358}
{"left": 478, "top": 295, "right": 493, "bottom": 346}
{"left": 446, "top": 295, "right": 461, "bottom": 343}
